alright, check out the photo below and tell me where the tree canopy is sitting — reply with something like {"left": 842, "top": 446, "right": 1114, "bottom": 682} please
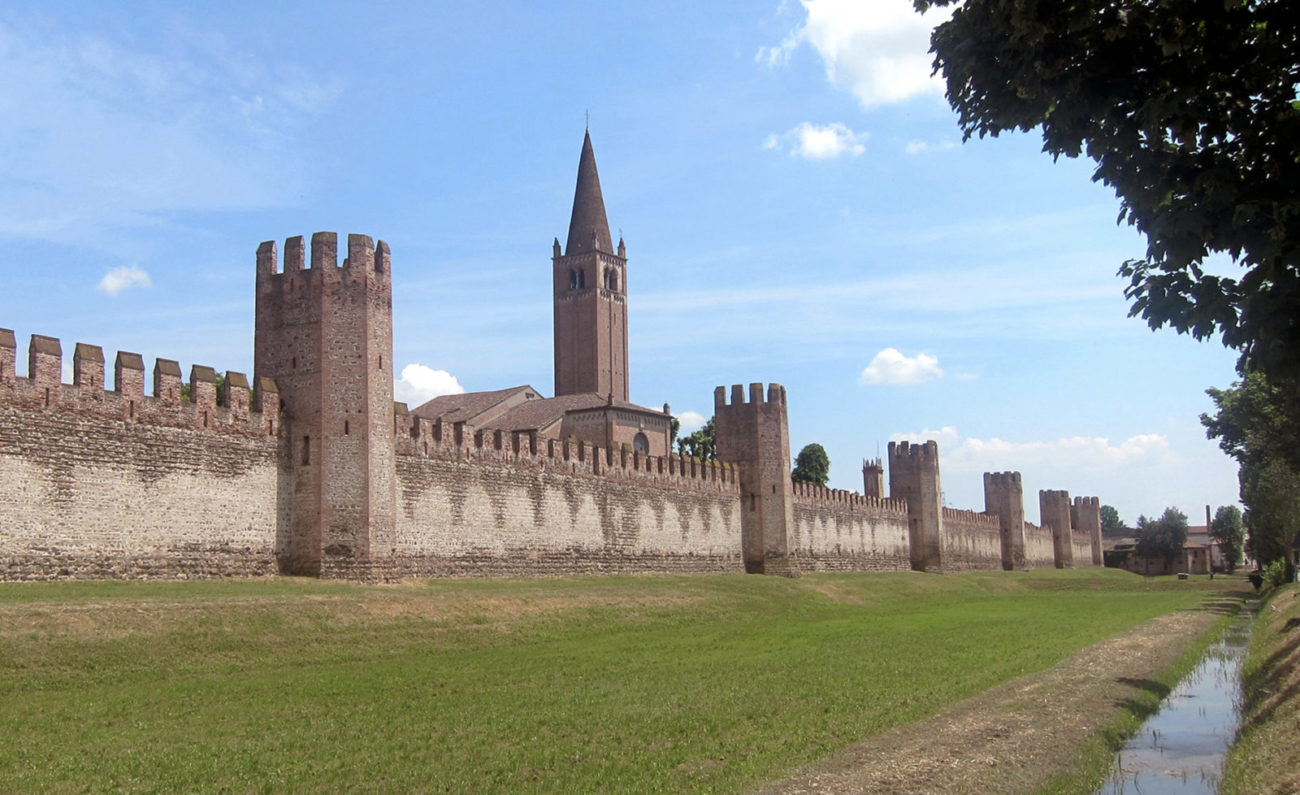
{"left": 1203, "top": 372, "right": 1300, "bottom": 576}
{"left": 791, "top": 443, "right": 830, "bottom": 487}
{"left": 676, "top": 418, "right": 716, "bottom": 462}
{"left": 915, "top": 0, "right": 1300, "bottom": 387}
{"left": 1099, "top": 504, "right": 1129, "bottom": 537}
{"left": 1210, "top": 504, "right": 1246, "bottom": 572}
{"left": 1134, "top": 507, "right": 1189, "bottom": 563}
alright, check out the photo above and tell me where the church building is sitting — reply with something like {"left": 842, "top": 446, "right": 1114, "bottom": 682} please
{"left": 412, "top": 132, "right": 674, "bottom": 456}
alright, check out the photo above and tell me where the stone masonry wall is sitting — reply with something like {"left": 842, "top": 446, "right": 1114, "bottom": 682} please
{"left": 940, "top": 507, "right": 1004, "bottom": 571}
{"left": 791, "top": 483, "right": 911, "bottom": 572}
{"left": 1024, "top": 522, "right": 1056, "bottom": 567}
{"left": 1071, "top": 534, "right": 1095, "bottom": 567}
{"left": 392, "top": 429, "right": 742, "bottom": 575}
{"left": 0, "top": 346, "right": 280, "bottom": 580}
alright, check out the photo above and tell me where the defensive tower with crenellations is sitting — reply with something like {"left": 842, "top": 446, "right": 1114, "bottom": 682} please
{"left": 714, "top": 383, "right": 797, "bottom": 576}
{"left": 254, "top": 232, "right": 397, "bottom": 579}
{"left": 984, "top": 471, "right": 1026, "bottom": 570}
{"left": 889, "top": 440, "right": 944, "bottom": 572}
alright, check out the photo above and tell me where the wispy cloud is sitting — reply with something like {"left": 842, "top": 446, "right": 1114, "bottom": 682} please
{"left": 97, "top": 265, "right": 152, "bottom": 295}
{"left": 764, "top": 122, "right": 868, "bottom": 159}
{"left": 860, "top": 348, "right": 942, "bottom": 385}
{"left": 394, "top": 364, "right": 465, "bottom": 407}
{"left": 0, "top": 18, "right": 342, "bottom": 249}
{"left": 905, "top": 139, "right": 958, "bottom": 155}
{"left": 758, "top": 0, "right": 952, "bottom": 108}
{"left": 888, "top": 426, "right": 1174, "bottom": 475}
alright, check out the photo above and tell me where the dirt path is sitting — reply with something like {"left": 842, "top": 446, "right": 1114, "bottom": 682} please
{"left": 758, "top": 590, "right": 1247, "bottom": 795}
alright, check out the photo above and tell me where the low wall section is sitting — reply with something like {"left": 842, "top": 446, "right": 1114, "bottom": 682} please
{"left": 1024, "top": 522, "right": 1056, "bottom": 567}
{"left": 1071, "top": 534, "right": 1095, "bottom": 567}
{"left": 790, "top": 483, "right": 910, "bottom": 571}
{"left": 941, "top": 507, "right": 1004, "bottom": 571}
{"left": 0, "top": 334, "right": 281, "bottom": 580}
{"left": 392, "top": 415, "right": 744, "bottom": 576}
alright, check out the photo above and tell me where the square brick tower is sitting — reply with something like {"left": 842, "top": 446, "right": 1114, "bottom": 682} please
{"left": 553, "top": 130, "right": 629, "bottom": 401}
{"left": 255, "top": 232, "right": 396, "bottom": 579}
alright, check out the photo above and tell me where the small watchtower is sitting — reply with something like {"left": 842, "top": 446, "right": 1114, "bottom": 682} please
{"left": 984, "top": 471, "right": 1026, "bottom": 570}
{"left": 862, "top": 458, "right": 884, "bottom": 499}
{"left": 888, "top": 440, "right": 943, "bottom": 572}
{"left": 254, "top": 232, "right": 396, "bottom": 579}
{"left": 714, "top": 383, "right": 797, "bottom": 576}
{"left": 1039, "top": 489, "right": 1074, "bottom": 569}
{"left": 1072, "top": 496, "right": 1103, "bottom": 566}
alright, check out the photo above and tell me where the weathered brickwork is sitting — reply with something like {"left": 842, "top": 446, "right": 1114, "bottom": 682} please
{"left": 940, "top": 507, "right": 1004, "bottom": 571}
{"left": 791, "top": 485, "right": 911, "bottom": 572}
{"left": 1023, "top": 522, "right": 1057, "bottom": 567}
{"left": 0, "top": 395, "right": 279, "bottom": 581}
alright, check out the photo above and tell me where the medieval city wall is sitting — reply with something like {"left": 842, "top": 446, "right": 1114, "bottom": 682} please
{"left": 790, "top": 483, "right": 911, "bottom": 572}
{"left": 1024, "top": 522, "right": 1057, "bottom": 567}
{"left": 0, "top": 334, "right": 282, "bottom": 581}
{"left": 940, "top": 507, "right": 1004, "bottom": 571}
{"left": 392, "top": 417, "right": 743, "bottom": 575}
{"left": 1071, "top": 534, "right": 1095, "bottom": 567}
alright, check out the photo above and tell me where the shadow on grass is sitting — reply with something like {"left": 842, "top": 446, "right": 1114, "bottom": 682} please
{"left": 1113, "top": 676, "right": 1172, "bottom": 706}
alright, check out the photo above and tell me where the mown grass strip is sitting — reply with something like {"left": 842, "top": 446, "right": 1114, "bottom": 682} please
{"left": 1221, "top": 583, "right": 1300, "bottom": 795}
{"left": 0, "top": 569, "right": 1226, "bottom": 792}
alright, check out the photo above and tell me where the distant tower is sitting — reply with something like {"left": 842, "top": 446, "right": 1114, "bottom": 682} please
{"left": 255, "top": 232, "right": 397, "bottom": 579}
{"left": 888, "top": 441, "right": 944, "bottom": 572}
{"left": 862, "top": 458, "right": 884, "bottom": 499}
{"left": 984, "top": 471, "right": 1026, "bottom": 570}
{"left": 1039, "top": 489, "right": 1074, "bottom": 569}
{"left": 715, "top": 383, "right": 797, "bottom": 576}
{"left": 553, "top": 130, "right": 629, "bottom": 401}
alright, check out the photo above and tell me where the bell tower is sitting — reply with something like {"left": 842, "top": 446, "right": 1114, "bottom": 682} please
{"left": 553, "top": 130, "right": 629, "bottom": 401}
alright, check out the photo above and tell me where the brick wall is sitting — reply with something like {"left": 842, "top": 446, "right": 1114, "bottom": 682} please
{"left": 1024, "top": 522, "right": 1057, "bottom": 567}
{"left": 791, "top": 485, "right": 911, "bottom": 572}
{"left": 393, "top": 451, "right": 743, "bottom": 576}
{"left": 940, "top": 507, "right": 1004, "bottom": 571}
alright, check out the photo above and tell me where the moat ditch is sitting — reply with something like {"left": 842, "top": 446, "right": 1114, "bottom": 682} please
{"left": 1096, "top": 598, "right": 1256, "bottom": 794}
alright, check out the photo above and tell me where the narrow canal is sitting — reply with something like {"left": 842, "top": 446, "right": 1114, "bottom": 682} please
{"left": 1097, "top": 599, "right": 1255, "bottom": 794}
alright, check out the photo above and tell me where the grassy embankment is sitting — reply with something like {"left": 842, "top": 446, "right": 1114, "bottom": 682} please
{"left": 0, "top": 569, "right": 1228, "bottom": 791}
{"left": 1222, "top": 582, "right": 1300, "bottom": 795}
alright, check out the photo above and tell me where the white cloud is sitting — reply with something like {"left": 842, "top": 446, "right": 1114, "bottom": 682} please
{"left": 888, "top": 427, "right": 1174, "bottom": 474}
{"left": 764, "top": 122, "right": 868, "bottom": 159}
{"left": 860, "top": 347, "right": 943, "bottom": 385}
{"left": 905, "top": 139, "right": 958, "bottom": 155}
{"left": 759, "top": 0, "right": 952, "bottom": 108}
{"left": 394, "top": 364, "right": 465, "bottom": 406}
{"left": 676, "top": 411, "right": 707, "bottom": 434}
{"left": 97, "top": 265, "right": 152, "bottom": 295}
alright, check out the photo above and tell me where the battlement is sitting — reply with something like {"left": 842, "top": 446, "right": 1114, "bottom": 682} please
{"left": 888, "top": 439, "right": 940, "bottom": 465}
{"left": 984, "top": 471, "right": 1022, "bottom": 488}
{"left": 791, "top": 479, "right": 907, "bottom": 515}
{"left": 0, "top": 327, "right": 278, "bottom": 438}
{"left": 255, "top": 232, "right": 391, "bottom": 281}
{"left": 713, "top": 382, "right": 786, "bottom": 411}
{"left": 942, "top": 506, "right": 1001, "bottom": 528}
{"left": 395, "top": 411, "right": 738, "bottom": 494}
{"left": 1073, "top": 496, "right": 1100, "bottom": 510}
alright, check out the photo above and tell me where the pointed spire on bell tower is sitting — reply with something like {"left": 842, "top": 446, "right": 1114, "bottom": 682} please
{"left": 565, "top": 130, "right": 614, "bottom": 256}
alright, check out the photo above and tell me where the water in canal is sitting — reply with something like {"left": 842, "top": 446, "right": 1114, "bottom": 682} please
{"left": 1097, "top": 601, "right": 1255, "bottom": 794}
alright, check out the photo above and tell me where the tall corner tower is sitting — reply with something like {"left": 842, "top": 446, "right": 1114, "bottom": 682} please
{"left": 254, "top": 232, "right": 396, "bottom": 579}
{"left": 553, "top": 130, "right": 629, "bottom": 401}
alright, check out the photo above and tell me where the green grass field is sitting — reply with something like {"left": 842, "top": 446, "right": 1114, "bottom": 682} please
{"left": 0, "top": 569, "right": 1226, "bottom": 792}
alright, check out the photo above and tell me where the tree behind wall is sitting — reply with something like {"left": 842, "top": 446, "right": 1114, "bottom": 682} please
{"left": 1099, "top": 504, "right": 1129, "bottom": 537}
{"left": 1135, "top": 507, "right": 1189, "bottom": 565}
{"left": 1210, "top": 505, "right": 1245, "bottom": 573}
{"left": 791, "top": 443, "right": 830, "bottom": 487}
{"left": 676, "top": 418, "right": 716, "bottom": 462}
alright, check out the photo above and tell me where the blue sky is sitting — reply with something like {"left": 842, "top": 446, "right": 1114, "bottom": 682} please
{"left": 0, "top": 1, "right": 1242, "bottom": 526}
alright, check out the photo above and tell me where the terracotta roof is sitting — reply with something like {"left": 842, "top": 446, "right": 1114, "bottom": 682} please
{"left": 564, "top": 130, "right": 613, "bottom": 256}
{"left": 487, "top": 393, "right": 666, "bottom": 433}
{"left": 411, "top": 385, "right": 538, "bottom": 424}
